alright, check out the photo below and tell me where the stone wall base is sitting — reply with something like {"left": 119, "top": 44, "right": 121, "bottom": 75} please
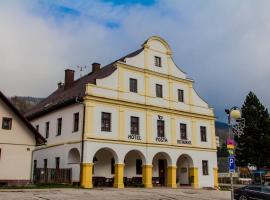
{"left": 0, "top": 179, "right": 31, "bottom": 186}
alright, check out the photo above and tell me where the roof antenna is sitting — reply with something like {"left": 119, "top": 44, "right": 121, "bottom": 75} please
{"left": 77, "top": 65, "right": 87, "bottom": 78}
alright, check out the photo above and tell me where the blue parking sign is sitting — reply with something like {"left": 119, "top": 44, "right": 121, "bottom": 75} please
{"left": 228, "top": 156, "right": 235, "bottom": 173}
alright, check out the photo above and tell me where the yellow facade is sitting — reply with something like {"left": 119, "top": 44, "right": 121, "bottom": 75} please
{"left": 81, "top": 36, "right": 216, "bottom": 189}
{"left": 81, "top": 163, "right": 93, "bottom": 188}
{"left": 189, "top": 167, "right": 199, "bottom": 188}
{"left": 213, "top": 168, "right": 218, "bottom": 188}
{"left": 167, "top": 166, "right": 177, "bottom": 188}
{"left": 113, "top": 164, "right": 125, "bottom": 188}
{"left": 142, "top": 165, "right": 153, "bottom": 188}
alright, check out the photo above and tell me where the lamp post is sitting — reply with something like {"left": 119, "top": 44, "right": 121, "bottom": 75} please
{"left": 225, "top": 107, "right": 242, "bottom": 200}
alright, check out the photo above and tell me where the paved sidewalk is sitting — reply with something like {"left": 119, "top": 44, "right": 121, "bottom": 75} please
{"left": 0, "top": 188, "right": 231, "bottom": 200}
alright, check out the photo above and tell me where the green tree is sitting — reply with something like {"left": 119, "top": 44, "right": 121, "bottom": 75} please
{"left": 235, "top": 92, "right": 270, "bottom": 169}
{"left": 217, "top": 142, "right": 229, "bottom": 157}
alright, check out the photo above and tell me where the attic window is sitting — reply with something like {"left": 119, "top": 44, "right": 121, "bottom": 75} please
{"left": 154, "top": 56, "right": 162, "bottom": 67}
{"left": 2, "top": 117, "right": 12, "bottom": 130}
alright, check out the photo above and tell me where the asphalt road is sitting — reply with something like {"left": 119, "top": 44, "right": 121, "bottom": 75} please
{"left": 0, "top": 188, "right": 231, "bottom": 200}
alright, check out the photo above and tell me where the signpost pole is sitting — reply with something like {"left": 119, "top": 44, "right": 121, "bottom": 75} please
{"left": 230, "top": 172, "right": 233, "bottom": 200}
{"left": 225, "top": 107, "right": 244, "bottom": 200}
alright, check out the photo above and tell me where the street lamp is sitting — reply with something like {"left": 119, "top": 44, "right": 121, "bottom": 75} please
{"left": 225, "top": 107, "right": 243, "bottom": 200}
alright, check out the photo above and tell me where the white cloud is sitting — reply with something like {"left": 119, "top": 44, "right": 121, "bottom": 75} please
{"left": 1, "top": 0, "right": 270, "bottom": 121}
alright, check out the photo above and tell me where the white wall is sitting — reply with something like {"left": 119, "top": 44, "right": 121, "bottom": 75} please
{"left": 33, "top": 143, "right": 81, "bottom": 182}
{"left": 0, "top": 98, "right": 36, "bottom": 182}
{"left": 31, "top": 104, "right": 83, "bottom": 145}
{"left": 83, "top": 141, "right": 217, "bottom": 188}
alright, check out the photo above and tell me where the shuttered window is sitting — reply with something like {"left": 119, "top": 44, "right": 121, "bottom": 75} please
{"left": 130, "top": 116, "right": 139, "bottom": 135}
{"left": 200, "top": 126, "right": 207, "bottom": 142}
{"left": 101, "top": 112, "right": 111, "bottom": 132}
{"left": 129, "top": 78, "right": 138, "bottom": 93}
{"left": 178, "top": 89, "right": 184, "bottom": 102}
{"left": 180, "top": 123, "right": 187, "bottom": 140}
{"left": 157, "top": 120, "right": 165, "bottom": 137}
{"left": 156, "top": 84, "right": 163, "bottom": 98}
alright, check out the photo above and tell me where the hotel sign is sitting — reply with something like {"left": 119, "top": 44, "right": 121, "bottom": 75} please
{"left": 128, "top": 134, "right": 141, "bottom": 140}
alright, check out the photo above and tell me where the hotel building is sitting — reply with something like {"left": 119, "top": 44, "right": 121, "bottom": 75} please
{"left": 26, "top": 36, "right": 218, "bottom": 188}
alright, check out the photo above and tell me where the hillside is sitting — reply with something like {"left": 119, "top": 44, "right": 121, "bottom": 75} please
{"left": 9, "top": 96, "right": 44, "bottom": 114}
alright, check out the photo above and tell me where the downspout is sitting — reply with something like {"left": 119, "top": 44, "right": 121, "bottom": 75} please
{"left": 76, "top": 97, "right": 85, "bottom": 185}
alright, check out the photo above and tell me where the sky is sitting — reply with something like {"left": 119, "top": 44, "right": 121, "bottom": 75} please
{"left": 1, "top": 0, "right": 270, "bottom": 122}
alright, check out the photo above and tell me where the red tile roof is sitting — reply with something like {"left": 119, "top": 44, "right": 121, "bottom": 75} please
{"left": 25, "top": 47, "right": 144, "bottom": 120}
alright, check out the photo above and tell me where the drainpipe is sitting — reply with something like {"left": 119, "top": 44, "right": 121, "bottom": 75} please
{"left": 75, "top": 97, "right": 85, "bottom": 185}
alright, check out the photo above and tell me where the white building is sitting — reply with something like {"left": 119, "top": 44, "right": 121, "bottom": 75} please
{"left": 0, "top": 91, "right": 45, "bottom": 186}
{"left": 26, "top": 36, "right": 218, "bottom": 189}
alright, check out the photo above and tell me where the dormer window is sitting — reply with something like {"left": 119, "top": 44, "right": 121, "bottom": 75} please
{"left": 154, "top": 56, "right": 162, "bottom": 67}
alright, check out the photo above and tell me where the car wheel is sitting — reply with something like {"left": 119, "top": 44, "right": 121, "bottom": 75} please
{"left": 239, "top": 195, "right": 248, "bottom": 200}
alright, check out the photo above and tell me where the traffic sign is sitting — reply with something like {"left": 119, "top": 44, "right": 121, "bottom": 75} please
{"left": 229, "top": 156, "right": 235, "bottom": 173}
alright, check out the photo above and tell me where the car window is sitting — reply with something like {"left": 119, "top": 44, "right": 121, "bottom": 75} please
{"left": 246, "top": 186, "right": 261, "bottom": 192}
{"left": 262, "top": 186, "right": 270, "bottom": 193}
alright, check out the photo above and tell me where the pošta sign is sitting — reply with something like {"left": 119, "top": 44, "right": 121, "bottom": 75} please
{"left": 156, "top": 137, "right": 168, "bottom": 142}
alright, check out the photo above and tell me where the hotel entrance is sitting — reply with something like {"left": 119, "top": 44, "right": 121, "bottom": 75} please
{"left": 152, "top": 152, "right": 170, "bottom": 186}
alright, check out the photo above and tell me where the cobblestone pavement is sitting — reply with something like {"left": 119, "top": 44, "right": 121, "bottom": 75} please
{"left": 0, "top": 188, "right": 230, "bottom": 200}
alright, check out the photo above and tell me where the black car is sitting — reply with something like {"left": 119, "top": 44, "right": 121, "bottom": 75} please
{"left": 234, "top": 185, "right": 270, "bottom": 200}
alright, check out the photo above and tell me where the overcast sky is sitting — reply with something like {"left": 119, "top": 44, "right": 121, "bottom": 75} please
{"left": 1, "top": 0, "right": 270, "bottom": 122}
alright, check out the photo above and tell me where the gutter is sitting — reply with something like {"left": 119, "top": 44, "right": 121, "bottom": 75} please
{"left": 75, "top": 97, "right": 85, "bottom": 185}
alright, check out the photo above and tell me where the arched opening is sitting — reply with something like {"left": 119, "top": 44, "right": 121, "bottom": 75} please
{"left": 176, "top": 154, "right": 194, "bottom": 186}
{"left": 68, "top": 148, "right": 80, "bottom": 164}
{"left": 152, "top": 152, "right": 172, "bottom": 186}
{"left": 124, "top": 150, "right": 146, "bottom": 187}
{"left": 92, "top": 148, "right": 119, "bottom": 187}
{"left": 67, "top": 148, "right": 80, "bottom": 183}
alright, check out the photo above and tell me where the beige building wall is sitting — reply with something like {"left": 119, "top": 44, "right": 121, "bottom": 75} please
{"left": 0, "top": 98, "right": 36, "bottom": 184}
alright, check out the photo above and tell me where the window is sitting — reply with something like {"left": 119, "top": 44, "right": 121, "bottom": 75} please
{"left": 2, "top": 117, "right": 12, "bottom": 130}
{"left": 200, "top": 126, "right": 207, "bottom": 142}
{"left": 73, "top": 112, "right": 79, "bottom": 132}
{"left": 111, "top": 158, "right": 115, "bottom": 174}
{"left": 34, "top": 160, "right": 37, "bottom": 169}
{"left": 157, "top": 120, "right": 165, "bottom": 137}
{"left": 154, "top": 56, "right": 161, "bottom": 67}
{"left": 45, "top": 122, "right": 49, "bottom": 139}
{"left": 247, "top": 186, "right": 262, "bottom": 192}
{"left": 101, "top": 112, "right": 111, "bottom": 132}
{"left": 57, "top": 118, "right": 62, "bottom": 136}
{"left": 36, "top": 125, "right": 39, "bottom": 132}
{"left": 55, "top": 157, "right": 60, "bottom": 169}
{"left": 178, "top": 89, "right": 184, "bottom": 102}
{"left": 156, "top": 84, "right": 163, "bottom": 98}
{"left": 180, "top": 123, "right": 187, "bottom": 140}
{"left": 130, "top": 116, "right": 139, "bottom": 135}
{"left": 136, "top": 159, "right": 142, "bottom": 175}
{"left": 202, "top": 160, "right": 209, "bottom": 175}
{"left": 44, "top": 159, "right": 47, "bottom": 169}
{"left": 129, "top": 78, "right": 138, "bottom": 93}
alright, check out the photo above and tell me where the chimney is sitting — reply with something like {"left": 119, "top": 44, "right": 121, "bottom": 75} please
{"left": 64, "top": 69, "right": 75, "bottom": 90}
{"left": 92, "top": 63, "right": 101, "bottom": 73}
